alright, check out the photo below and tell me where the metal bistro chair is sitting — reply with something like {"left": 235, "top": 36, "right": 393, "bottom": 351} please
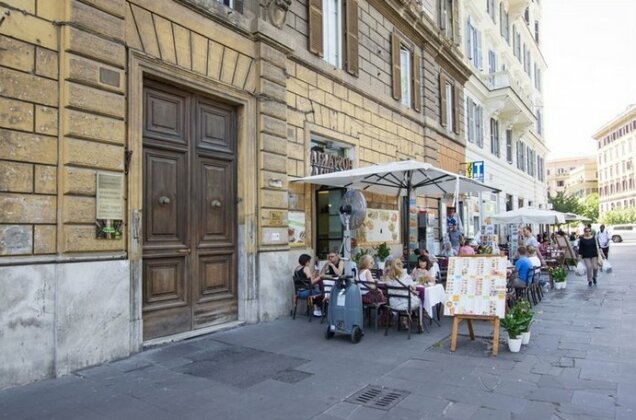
{"left": 514, "top": 269, "right": 535, "bottom": 308}
{"left": 292, "top": 271, "right": 320, "bottom": 322}
{"left": 320, "top": 278, "right": 336, "bottom": 324}
{"left": 530, "top": 267, "right": 543, "bottom": 305}
{"left": 383, "top": 283, "right": 423, "bottom": 340}
{"left": 356, "top": 280, "right": 387, "bottom": 332}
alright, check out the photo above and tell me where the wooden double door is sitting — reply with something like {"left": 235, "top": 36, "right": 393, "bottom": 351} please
{"left": 142, "top": 80, "right": 237, "bottom": 340}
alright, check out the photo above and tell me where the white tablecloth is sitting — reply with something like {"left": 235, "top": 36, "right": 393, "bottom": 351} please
{"left": 422, "top": 284, "right": 446, "bottom": 318}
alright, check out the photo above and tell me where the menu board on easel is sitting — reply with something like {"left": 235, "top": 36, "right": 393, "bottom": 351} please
{"left": 555, "top": 235, "right": 576, "bottom": 261}
{"left": 444, "top": 256, "right": 508, "bottom": 319}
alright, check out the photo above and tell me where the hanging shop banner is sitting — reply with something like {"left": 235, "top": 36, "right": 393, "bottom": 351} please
{"left": 96, "top": 172, "right": 124, "bottom": 239}
{"left": 465, "top": 161, "right": 485, "bottom": 183}
{"left": 357, "top": 209, "right": 399, "bottom": 244}
{"left": 408, "top": 198, "right": 418, "bottom": 250}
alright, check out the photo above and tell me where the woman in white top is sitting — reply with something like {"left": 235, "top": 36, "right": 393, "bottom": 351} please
{"left": 527, "top": 246, "right": 542, "bottom": 267}
{"left": 357, "top": 254, "right": 384, "bottom": 305}
{"left": 385, "top": 258, "right": 421, "bottom": 311}
{"left": 440, "top": 242, "right": 457, "bottom": 257}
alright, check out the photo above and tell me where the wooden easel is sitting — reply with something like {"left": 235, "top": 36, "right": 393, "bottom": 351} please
{"left": 450, "top": 314, "right": 501, "bottom": 356}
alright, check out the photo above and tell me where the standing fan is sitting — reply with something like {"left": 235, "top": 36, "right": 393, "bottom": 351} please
{"left": 339, "top": 190, "right": 367, "bottom": 275}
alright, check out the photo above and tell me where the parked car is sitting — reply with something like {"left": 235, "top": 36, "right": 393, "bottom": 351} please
{"left": 609, "top": 224, "right": 636, "bottom": 243}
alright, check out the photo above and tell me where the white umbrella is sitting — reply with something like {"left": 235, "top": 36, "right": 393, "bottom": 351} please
{"left": 490, "top": 208, "right": 566, "bottom": 225}
{"left": 293, "top": 160, "right": 499, "bottom": 197}
{"left": 562, "top": 212, "right": 589, "bottom": 222}
{"left": 292, "top": 159, "right": 500, "bottom": 248}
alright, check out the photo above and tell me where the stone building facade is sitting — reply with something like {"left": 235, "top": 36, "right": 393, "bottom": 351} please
{"left": 0, "top": 0, "right": 470, "bottom": 388}
{"left": 593, "top": 105, "right": 636, "bottom": 214}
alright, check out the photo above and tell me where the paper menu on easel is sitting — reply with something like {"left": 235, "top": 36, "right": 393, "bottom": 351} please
{"left": 444, "top": 256, "right": 508, "bottom": 319}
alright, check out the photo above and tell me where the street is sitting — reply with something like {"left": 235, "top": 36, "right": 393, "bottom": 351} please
{"left": 1, "top": 244, "right": 635, "bottom": 420}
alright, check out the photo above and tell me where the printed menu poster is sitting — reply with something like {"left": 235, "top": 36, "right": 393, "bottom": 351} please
{"left": 443, "top": 256, "right": 508, "bottom": 319}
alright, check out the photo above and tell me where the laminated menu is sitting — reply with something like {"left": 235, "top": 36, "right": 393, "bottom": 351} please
{"left": 443, "top": 256, "right": 508, "bottom": 319}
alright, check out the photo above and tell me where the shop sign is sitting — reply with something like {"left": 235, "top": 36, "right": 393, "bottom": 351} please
{"left": 310, "top": 149, "right": 353, "bottom": 175}
{"left": 96, "top": 172, "right": 124, "bottom": 239}
{"left": 465, "top": 161, "right": 484, "bottom": 182}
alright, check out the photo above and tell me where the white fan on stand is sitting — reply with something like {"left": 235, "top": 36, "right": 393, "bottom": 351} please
{"left": 338, "top": 190, "right": 367, "bottom": 276}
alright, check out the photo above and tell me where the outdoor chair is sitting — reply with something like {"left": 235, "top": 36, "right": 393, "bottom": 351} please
{"left": 383, "top": 284, "right": 424, "bottom": 340}
{"left": 320, "top": 278, "right": 336, "bottom": 324}
{"left": 514, "top": 270, "right": 535, "bottom": 308}
{"left": 355, "top": 280, "right": 387, "bottom": 332}
{"left": 292, "top": 272, "right": 318, "bottom": 322}
{"left": 531, "top": 267, "right": 543, "bottom": 304}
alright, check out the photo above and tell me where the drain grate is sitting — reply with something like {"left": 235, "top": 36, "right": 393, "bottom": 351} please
{"left": 345, "top": 385, "right": 410, "bottom": 410}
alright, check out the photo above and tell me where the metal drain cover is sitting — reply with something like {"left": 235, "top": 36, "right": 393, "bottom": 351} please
{"left": 345, "top": 385, "right": 410, "bottom": 410}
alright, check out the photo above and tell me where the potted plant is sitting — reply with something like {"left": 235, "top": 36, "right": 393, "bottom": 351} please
{"left": 374, "top": 242, "right": 391, "bottom": 270}
{"left": 513, "top": 299, "right": 534, "bottom": 345}
{"left": 353, "top": 248, "right": 372, "bottom": 266}
{"left": 550, "top": 266, "right": 568, "bottom": 289}
{"left": 500, "top": 312, "right": 524, "bottom": 352}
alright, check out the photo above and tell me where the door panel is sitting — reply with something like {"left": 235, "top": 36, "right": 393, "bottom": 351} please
{"left": 142, "top": 80, "right": 237, "bottom": 340}
{"left": 197, "top": 157, "right": 235, "bottom": 246}
{"left": 143, "top": 150, "right": 187, "bottom": 246}
{"left": 196, "top": 100, "right": 235, "bottom": 154}
{"left": 144, "top": 87, "right": 187, "bottom": 144}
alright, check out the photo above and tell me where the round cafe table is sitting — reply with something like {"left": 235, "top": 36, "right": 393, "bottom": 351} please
{"left": 415, "top": 283, "right": 446, "bottom": 324}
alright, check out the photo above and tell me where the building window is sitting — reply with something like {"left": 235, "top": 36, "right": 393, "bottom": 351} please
{"left": 323, "top": 0, "right": 343, "bottom": 67}
{"left": 516, "top": 140, "right": 525, "bottom": 171}
{"left": 524, "top": 7, "right": 530, "bottom": 24}
{"left": 557, "top": 180, "right": 564, "bottom": 187}
{"left": 400, "top": 47, "right": 412, "bottom": 107}
{"left": 536, "top": 109, "right": 543, "bottom": 135}
{"left": 506, "top": 194, "right": 513, "bottom": 211}
{"left": 487, "top": 0, "right": 496, "bottom": 22}
{"left": 490, "top": 118, "right": 500, "bottom": 157}
{"left": 466, "top": 97, "right": 483, "bottom": 147}
{"left": 537, "top": 156, "right": 545, "bottom": 181}
{"left": 506, "top": 129, "right": 513, "bottom": 163}
{"left": 466, "top": 17, "right": 482, "bottom": 70}
{"left": 440, "top": 73, "right": 459, "bottom": 134}
{"left": 216, "top": 0, "right": 242, "bottom": 11}
{"left": 488, "top": 50, "right": 497, "bottom": 74}
{"left": 518, "top": 198, "right": 524, "bottom": 208}
{"left": 392, "top": 33, "right": 421, "bottom": 111}
{"left": 439, "top": 0, "right": 454, "bottom": 40}
{"left": 499, "top": 3, "right": 510, "bottom": 43}
{"left": 513, "top": 27, "right": 521, "bottom": 61}
{"left": 534, "top": 65, "right": 542, "bottom": 92}
{"left": 534, "top": 20, "right": 540, "bottom": 44}
{"left": 308, "top": 0, "right": 359, "bottom": 76}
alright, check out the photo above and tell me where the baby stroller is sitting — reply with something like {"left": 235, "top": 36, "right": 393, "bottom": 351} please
{"left": 325, "top": 276, "right": 364, "bottom": 343}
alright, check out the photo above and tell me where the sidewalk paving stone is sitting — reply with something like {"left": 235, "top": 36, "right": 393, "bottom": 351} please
{"left": 2, "top": 244, "right": 636, "bottom": 419}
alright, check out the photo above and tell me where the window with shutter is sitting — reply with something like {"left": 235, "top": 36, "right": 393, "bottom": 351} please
{"left": 400, "top": 47, "right": 411, "bottom": 107}
{"left": 308, "top": 0, "right": 324, "bottom": 56}
{"left": 309, "top": 0, "right": 359, "bottom": 75}
{"left": 344, "top": 0, "right": 359, "bottom": 76}
{"left": 453, "top": 83, "right": 460, "bottom": 134}
{"left": 413, "top": 53, "right": 421, "bottom": 112}
{"left": 506, "top": 129, "right": 513, "bottom": 163}
{"left": 392, "top": 32, "right": 402, "bottom": 101}
{"left": 439, "top": 73, "right": 447, "bottom": 127}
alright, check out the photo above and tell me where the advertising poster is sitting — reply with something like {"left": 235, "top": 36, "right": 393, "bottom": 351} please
{"left": 443, "top": 256, "right": 508, "bottom": 319}
{"left": 288, "top": 211, "right": 306, "bottom": 246}
{"left": 357, "top": 209, "right": 400, "bottom": 244}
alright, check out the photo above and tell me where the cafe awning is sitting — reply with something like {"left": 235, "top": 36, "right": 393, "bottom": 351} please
{"left": 490, "top": 208, "right": 566, "bottom": 225}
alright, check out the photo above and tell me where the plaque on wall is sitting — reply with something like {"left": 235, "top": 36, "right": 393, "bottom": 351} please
{"left": 96, "top": 172, "right": 124, "bottom": 239}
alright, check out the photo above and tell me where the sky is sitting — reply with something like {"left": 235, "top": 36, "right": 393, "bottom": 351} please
{"left": 542, "top": 0, "right": 636, "bottom": 159}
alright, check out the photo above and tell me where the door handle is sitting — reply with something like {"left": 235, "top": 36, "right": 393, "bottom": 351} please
{"left": 211, "top": 199, "right": 222, "bottom": 208}
{"left": 177, "top": 248, "right": 191, "bottom": 254}
{"left": 159, "top": 196, "right": 171, "bottom": 205}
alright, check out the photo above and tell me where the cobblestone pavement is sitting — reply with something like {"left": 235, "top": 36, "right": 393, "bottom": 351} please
{"left": 1, "top": 244, "right": 634, "bottom": 420}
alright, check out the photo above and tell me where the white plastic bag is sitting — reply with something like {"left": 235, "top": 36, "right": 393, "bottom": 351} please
{"left": 575, "top": 261, "right": 586, "bottom": 277}
{"left": 601, "top": 260, "right": 613, "bottom": 273}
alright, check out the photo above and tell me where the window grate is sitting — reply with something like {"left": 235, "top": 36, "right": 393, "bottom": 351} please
{"left": 345, "top": 385, "right": 410, "bottom": 410}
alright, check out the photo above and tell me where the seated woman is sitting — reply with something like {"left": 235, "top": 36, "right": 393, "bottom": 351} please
{"left": 385, "top": 258, "right": 421, "bottom": 311}
{"left": 294, "top": 254, "right": 324, "bottom": 317}
{"left": 458, "top": 239, "right": 476, "bottom": 256}
{"left": 440, "top": 241, "right": 457, "bottom": 257}
{"left": 356, "top": 254, "right": 385, "bottom": 305}
{"left": 410, "top": 255, "right": 438, "bottom": 286}
{"left": 527, "top": 246, "right": 543, "bottom": 267}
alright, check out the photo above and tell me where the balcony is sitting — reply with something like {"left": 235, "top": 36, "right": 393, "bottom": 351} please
{"left": 480, "top": 71, "right": 535, "bottom": 129}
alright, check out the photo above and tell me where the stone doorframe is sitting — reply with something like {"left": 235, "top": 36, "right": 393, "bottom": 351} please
{"left": 127, "top": 50, "right": 258, "bottom": 350}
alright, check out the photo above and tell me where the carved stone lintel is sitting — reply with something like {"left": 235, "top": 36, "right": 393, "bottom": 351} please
{"left": 267, "top": 0, "right": 292, "bottom": 29}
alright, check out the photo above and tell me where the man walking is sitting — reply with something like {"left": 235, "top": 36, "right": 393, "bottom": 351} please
{"left": 597, "top": 224, "right": 610, "bottom": 259}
